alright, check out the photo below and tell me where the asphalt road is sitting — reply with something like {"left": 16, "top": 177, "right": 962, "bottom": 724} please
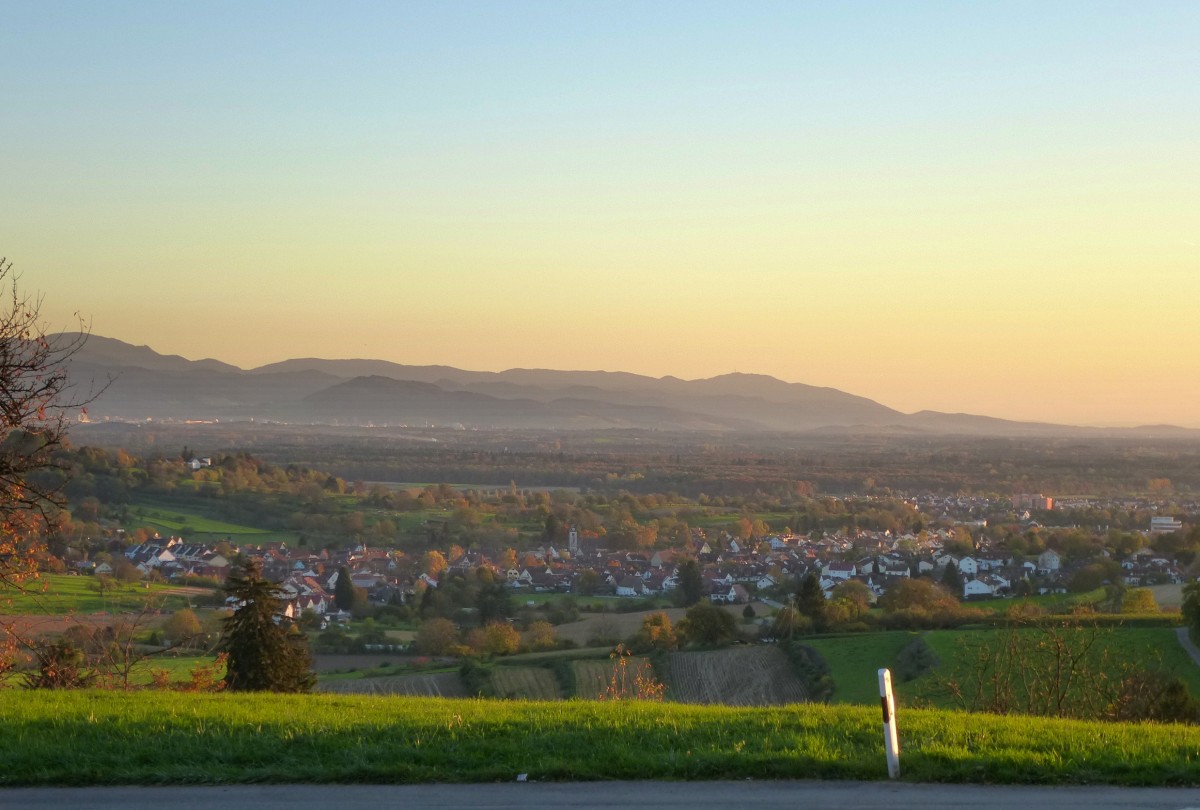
{"left": 3, "top": 781, "right": 1199, "bottom": 810}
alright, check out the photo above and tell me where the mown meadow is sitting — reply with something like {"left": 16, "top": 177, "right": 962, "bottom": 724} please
{"left": 0, "top": 574, "right": 200, "bottom": 615}
{"left": 2, "top": 691, "right": 1197, "bottom": 787}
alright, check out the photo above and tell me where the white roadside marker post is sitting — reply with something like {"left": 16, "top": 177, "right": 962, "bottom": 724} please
{"left": 878, "top": 667, "right": 900, "bottom": 779}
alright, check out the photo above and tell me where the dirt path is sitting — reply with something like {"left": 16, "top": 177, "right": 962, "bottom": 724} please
{"left": 1175, "top": 627, "right": 1200, "bottom": 668}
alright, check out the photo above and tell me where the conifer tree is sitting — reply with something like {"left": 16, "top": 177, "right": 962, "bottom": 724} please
{"left": 221, "top": 560, "right": 315, "bottom": 692}
{"left": 795, "top": 572, "right": 827, "bottom": 624}
{"left": 334, "top": 565, "right": 356, "bottom": 611}
{"left": 676, "top": 559, "right": 704, "bottom": 606}
{"left": 941, "top": 561, "right": 964, "bottom": 594}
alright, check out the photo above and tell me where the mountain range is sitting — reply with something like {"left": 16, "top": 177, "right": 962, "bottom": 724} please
{"left": 55, "top": 334, "right": 1197, "bottom": 437}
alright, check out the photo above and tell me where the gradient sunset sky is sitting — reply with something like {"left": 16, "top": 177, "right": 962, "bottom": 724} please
{"left": 3, "top": 2, "right": 1197, "bottom": 427}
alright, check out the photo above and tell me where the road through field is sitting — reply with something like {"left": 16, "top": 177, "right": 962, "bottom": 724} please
{"left": 3, "top": 781, "right": 1198, "bottom": 810}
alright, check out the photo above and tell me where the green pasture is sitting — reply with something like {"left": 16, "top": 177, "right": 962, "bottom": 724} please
{"left": 126, "top": 653, "right": 224, "bottom": 686}
{"left": 917, "top": 625, "right": 1200, "bottom": 699}
{"left": 803, "top": 625, "right": 1200, "bottom": 708}
{"left": 973, "top": 588, "right": 1108, "bottom": 615}
{"left": 127, "top": 500, "right": 295, "bottom": 543}
{"left": 2, "top": 691, "right": 1198, "bottom": 786}
{"left": 377, "top": 510, "right": 451, "bottom": 532}
{"left": 0, "top": 575, "right": 201, "bottom": 615}
{"left": 803, "top": 632, "right": 918, "bottom": 704}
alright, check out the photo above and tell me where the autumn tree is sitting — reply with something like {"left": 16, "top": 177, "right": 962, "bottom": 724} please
{"left": 0, "top": 258, "right": 93, "bottom": 592}
{"left": 467, "top": 620, "right": 520, "bottom": 656}
{"left": 878, "top": 578, "right": 959, "bottom": 613}
{"left": 161, "top": 608, "right": 204, "bottom": 648}
{"left": 220, "top": 560, "right": 315, "bottom": 692}
{"left": 414, "top": 617, "right": 460, "bottom": 655}
{"left": 500, "top": 547, "right": 518, "bottom": 571}
{"left": 577, "top": 568, "right": 601, "bottom": 596}
{"left": 1121, "top": 588, "right": 1159, "bottom": 614}
{"left": 0, "top": 259, "right": 97, "bottom": 677}
{"left": 677, "top": 602, "right": 737, "bottom": 647}
{"left": 525, "top": 620, "right": 557, "bottom": 651}
{"left": 631, "top": 611, "right": 677, "bottom": 652}
{"left": 830, "top": 579, "right": 872, "bottom": 618}
{"left": 422, "top": 550, "right": 448, "bottom": 579}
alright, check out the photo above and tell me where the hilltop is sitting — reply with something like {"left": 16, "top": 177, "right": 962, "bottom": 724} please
{"left": 56, "top": 334, "right": 1200, "bottom": 437}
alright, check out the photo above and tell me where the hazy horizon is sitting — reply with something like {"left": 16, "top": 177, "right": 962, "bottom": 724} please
{"left": 4, "top": 2, "right": 1198, "bottom": 427}
{"left": 66, "top": 330, "right": 1196, "bottom": 431}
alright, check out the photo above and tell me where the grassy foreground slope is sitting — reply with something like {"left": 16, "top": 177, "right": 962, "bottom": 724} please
{"left": 2, "top": 692, "right": 1198, "bottom": 787}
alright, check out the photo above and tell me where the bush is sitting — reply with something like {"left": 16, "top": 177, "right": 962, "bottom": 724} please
{"left": 677, "top": 603, "right": 736, "bottom": 648}
{"left": 547, "top": 657, "right": 576, "bottom": 695}
{"left": 895, "top": 636, "right": 939, "bottom": 682}
{"left": 459, "top": 660, "right": 493, "bottom": 697}
{"left": 779, "top": 641, "right": 834, "bottom": 703}
{"left": 876, "top": 606, "right": 990, "bottom": 631}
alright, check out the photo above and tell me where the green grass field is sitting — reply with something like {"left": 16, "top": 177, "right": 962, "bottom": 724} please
{"left": 1, "top": 691, "right": 1196, "bottom": 786}
{"left": 916, "top": 626, "right": 1200, "bottom": 699}
{"left": 969, "top": 588, "right": 1108, "bottom": 615}
{"left": 128, "top": 653, "right": 225, "bottom": 685}
{"left": 803, "top": 632, "right": 918, "bottom": 704}
{"left": 0, "top": 574, "right": 202, "bottom": 615}
{"left": 126, "top": 500, "right": 297, "bottom": 543}
{"left": 804, "top": 625, "right": 1200, "bottom": 708}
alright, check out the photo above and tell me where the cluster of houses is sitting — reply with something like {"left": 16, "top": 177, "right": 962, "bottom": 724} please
{"left": 75, "top": 518, "right": 1190, "bottom": 620}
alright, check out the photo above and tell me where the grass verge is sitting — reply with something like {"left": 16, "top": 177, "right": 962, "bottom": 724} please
{"left": 1, "top": 692, "right": 1197, "bottom": 787}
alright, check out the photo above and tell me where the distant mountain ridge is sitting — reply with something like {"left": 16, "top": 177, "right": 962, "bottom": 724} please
{"left": 53, "top": 334, "right": 1200, "bottom": 437}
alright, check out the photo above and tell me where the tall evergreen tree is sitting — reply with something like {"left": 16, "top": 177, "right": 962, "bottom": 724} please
{"left": 334, "top": 565, "right": 357, "bottom": 611}
{"left": 476, "top": 580, "right": 512, "bottom": 624}
{"left": 795, "top": 572, "right": 827, "bottom": 628}
{"left": 677, "top": 559, "right": 705, "bottom": 606}
{"left": 221, "top": 560, "right": 315, "bottom": 692}
{"left": 941, "top": 562, "right": 964, "bottom": 594}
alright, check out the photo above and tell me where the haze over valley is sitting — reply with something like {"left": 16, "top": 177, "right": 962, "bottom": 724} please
{"left": 61, "top": 334, "right": 1199, "bottom": 438}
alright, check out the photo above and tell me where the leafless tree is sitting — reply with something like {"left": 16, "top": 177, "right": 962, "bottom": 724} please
{"left": 0, "top": 256, "right": 99, "bottom": 680}
{"left": 0, "top": 256, "right": 96, "bottom": 592}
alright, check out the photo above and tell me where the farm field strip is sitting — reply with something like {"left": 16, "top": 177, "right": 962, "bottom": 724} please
{"left": 491, "top": 666, "right": 561, "bottom": 700}
{"left": 317, "top": 672, "right": 467, "bottom": 697}
{"left": 572, "top": 659, "right": 623, "bottom": 699}
{"left": 668, "top": 647, "right": 808, "bottom": 706}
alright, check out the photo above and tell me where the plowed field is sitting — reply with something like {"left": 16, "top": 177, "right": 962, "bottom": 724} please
{"left": 317, "top": 672, "right": 467, "bottom": 697}
{"left": 572, "top": 656, "right": 653, "bottom": 699}
{"left": 667, "top": 646, "right": 807, "bottom": 706}
{"left": 490, "top": 666, "right": 561, "bottom": 700}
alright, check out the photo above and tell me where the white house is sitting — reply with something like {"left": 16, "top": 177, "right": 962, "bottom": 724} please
{"left": 823, "top": 562, "right": 856, "bottom": 581}
{"left": 963, "top": 579, "right": 994, "bottom": 599}
{"left": 1037, "top": 549, "right": 1061, "bottom": 575}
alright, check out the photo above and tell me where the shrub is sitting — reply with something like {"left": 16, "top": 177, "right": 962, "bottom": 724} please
{"left": 895, "top": 636, "right": 939, "bottom": 682}
{"left": 677, "top": 603, "right": 737, "bottom": 648}
{"left": 779, "top": 641, "right": 834, "bottom": 703}
{"left": 459, "top": 660, "right": 493, "bottom": 697}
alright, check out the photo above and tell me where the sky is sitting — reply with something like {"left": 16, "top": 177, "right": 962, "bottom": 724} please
{"left": 2, "top": 1, "right": 1197, "bottom": 427}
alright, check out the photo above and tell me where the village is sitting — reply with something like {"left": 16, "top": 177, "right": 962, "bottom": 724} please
{"left": 96, "top": 510, "right": 1189, "bottom": 625}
